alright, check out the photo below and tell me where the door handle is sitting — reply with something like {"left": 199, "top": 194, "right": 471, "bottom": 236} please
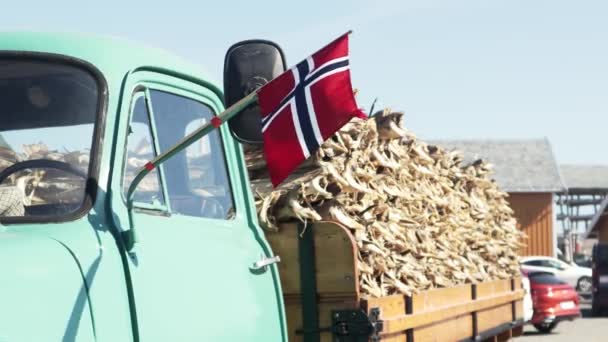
{"left": 252, "top": 255, "right": 281, "bottom": 271}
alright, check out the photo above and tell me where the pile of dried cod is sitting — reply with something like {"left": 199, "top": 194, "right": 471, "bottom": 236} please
{"left": 247, "top": 110, "right": 525, "bottom": 298}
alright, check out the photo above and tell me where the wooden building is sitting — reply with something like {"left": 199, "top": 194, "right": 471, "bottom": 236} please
{"left": 557, "top": 165, "right": 608, "bottom": 256}
{"left": 585, "top": 197, "right": 608, "bottom": 244}
{"left": 431, "top": 139, "right": 565, "bottom": 257}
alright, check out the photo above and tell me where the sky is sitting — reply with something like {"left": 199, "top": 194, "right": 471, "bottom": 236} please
{"left": 1, "top": 0, "right": 606, "bottom": 164}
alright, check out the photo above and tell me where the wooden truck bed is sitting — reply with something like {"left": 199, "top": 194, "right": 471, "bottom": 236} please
{"left": 266, "top": 221, "right": 525, "bottom": 342}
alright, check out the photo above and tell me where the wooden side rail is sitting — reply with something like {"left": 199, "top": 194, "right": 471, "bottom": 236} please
{"left": 364, "top": 279, "right": 524, "bottom": 341}
{"left": 380, "top": 290, "right": 525, "bottom": 334}
{"left": 266, "top": 221, "right": 525, "bottom": 341}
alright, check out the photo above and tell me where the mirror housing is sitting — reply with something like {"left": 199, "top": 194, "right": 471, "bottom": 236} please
{"left": 223, "top": 40, "right": 286, "bottom": 144}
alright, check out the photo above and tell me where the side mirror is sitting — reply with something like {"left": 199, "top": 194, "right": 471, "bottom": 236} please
{"left": 223, "top": 40, "right": 287, "bottom": 144}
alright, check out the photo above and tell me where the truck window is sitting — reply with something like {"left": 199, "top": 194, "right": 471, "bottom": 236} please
{"left": 148, "top": 90, "right": 234, "bottom": 219}
{"left": 123, "top": 94, "right": 164, "bottom": 206}
{"left": 0, "top": 59, "right": 100, "bottom": 221}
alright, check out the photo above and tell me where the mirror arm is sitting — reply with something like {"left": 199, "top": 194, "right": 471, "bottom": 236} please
{"left": 122, "top": 91, "right": 259, "bottom": 251}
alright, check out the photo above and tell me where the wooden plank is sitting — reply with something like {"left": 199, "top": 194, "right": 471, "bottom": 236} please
{"left": 363, "top": 295, "right": 407, "bottom": 341}
{"left": 508, "top": 193, "right": 554, "bottom": 256}
{"left": 363, "top": 294, "right": 406, "bottom": 319}
{"left": 477, "top": 279, "right": 515, "bottom": 334}
{"left": 266, "top": 224, "right": 301, "bottom": 294}
{"left": 285, "top": 302, "right": 303, "bottom": 342}
{"left": 266, "top": 221, "right": 360, "bottom": 341}
{"left": 412, "top": 284, "right": 473, "bottom": 342}
{"left": 411, "top": 284, "right": 472, "bottom": 312}
{"left": 512, "top": 278, "right": 524, "bottom": 322}
{"left": 413, "top": 315, "right": 472, "bottom": 341}
{"left": 266, "top": 221, "right": 359, "bottom": 295}
{"left": 380, "top": 291, "right": 524, "bottom": 334}
{"left": 514, "top": 299, "right": 523, "bottom": 321}
{"left": 478, "top": 305, "right": 512, "bottom": 337}
{"left": 313, "top": 221, "right": 360, "bottom": 296}
{"left": 477, "top": 279, "right": 511, "bottom": 298}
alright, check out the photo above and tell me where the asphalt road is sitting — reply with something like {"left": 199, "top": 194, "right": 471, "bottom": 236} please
{"left": 515, "top": 302, "right": 608, "bottom": 342}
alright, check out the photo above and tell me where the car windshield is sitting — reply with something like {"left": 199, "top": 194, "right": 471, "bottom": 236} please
{"left": 0, "top": 59, "right": 99, "bottom": 220}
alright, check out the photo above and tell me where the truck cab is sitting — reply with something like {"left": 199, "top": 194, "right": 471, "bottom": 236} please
{"left": 0, "top": 32, "right": 287, "bottom": 341}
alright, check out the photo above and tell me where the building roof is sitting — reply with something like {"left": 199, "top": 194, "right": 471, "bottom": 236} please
{"left": 560, "top": 165, "right": 608, "bottom": 192}
{"left": 429, "top": 138, "right": 565, "bottom": 193}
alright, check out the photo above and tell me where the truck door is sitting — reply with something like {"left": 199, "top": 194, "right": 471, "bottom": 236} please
{"left": 109, "top": 71, "right": 285, "bottom": 341}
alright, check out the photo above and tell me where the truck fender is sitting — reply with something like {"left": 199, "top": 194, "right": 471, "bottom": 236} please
{"left": 0, "top": 232, "right": 96, "bottom": 341}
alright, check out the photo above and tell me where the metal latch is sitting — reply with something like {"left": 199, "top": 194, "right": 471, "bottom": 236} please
{"left": 296, "top": 308, "right": 383, "bottom": 341}
{"left": 252, "top": 254, "right": 281, "bottom": 271}
{"left": 333, "top": 308, "right": 383, "bottom": 342}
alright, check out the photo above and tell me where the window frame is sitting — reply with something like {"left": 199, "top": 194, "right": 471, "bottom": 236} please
{"left": 122, "top": 89, "right": 171, "bottom": 212}
{"left": 121, "top": 81, "right": 237, "bottom": 220}
{"left": 0, "top": 52, "right": 107, "bottom": 224}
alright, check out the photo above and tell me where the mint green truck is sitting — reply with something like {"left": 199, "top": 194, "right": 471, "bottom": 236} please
{"left": 0, "top": 32, "right": 291, "bottom": 341}
{"left": 0, "top": 32, "right": 525, "bottom": 342}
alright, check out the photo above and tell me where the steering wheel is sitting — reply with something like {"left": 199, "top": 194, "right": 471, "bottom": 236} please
{"left": 0, "top": 159, "right": 87, "bottom": 185}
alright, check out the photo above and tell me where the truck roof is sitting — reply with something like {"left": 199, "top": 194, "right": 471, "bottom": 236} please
{"left": 0, "top": 31, "right": 219, "bottom": 91}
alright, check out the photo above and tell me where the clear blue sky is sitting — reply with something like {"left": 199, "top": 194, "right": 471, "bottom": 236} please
{"left": 3, "top": 0, "right": 606, "bottom": 164}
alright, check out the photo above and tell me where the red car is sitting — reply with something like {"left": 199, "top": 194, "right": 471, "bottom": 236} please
{"left": 526, "top": 270, "right": 581, "bottom": 333}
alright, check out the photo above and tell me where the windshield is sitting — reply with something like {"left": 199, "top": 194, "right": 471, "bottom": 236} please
{"left": 0, "top": 59, "right": 99, "bottom": 220}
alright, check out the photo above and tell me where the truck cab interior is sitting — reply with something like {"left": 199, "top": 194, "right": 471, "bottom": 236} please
{"left": 123, "top": 89, "right": 234, "bottom": 220}
{"left": 0, "top": 58, "right": 99, "bottom": 220}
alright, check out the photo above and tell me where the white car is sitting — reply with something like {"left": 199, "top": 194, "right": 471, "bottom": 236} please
{"left": 520, "top": 256, "right": 592, "bottom": 293}
{"left": 521, "top": 273, "right": 534, "bottom": 322}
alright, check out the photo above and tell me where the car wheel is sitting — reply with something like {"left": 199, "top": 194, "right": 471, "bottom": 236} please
{"left": 577, "top": 276, "right": 592, "bottom": 293}
{"left": 533, "top": 322, "right": 558, "bottom": 334}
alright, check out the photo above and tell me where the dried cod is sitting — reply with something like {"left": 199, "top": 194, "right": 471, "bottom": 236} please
{"left": 248, "top": 109, "right": 526, "bottom": 298}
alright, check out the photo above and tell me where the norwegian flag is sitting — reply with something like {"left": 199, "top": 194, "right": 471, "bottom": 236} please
{"left": 258, "top": 32, "right": 366, "bottom": 186}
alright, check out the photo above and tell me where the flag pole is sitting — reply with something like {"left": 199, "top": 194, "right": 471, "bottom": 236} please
{"left": 122, "top": 90, "right": 258, "bottom": 250}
